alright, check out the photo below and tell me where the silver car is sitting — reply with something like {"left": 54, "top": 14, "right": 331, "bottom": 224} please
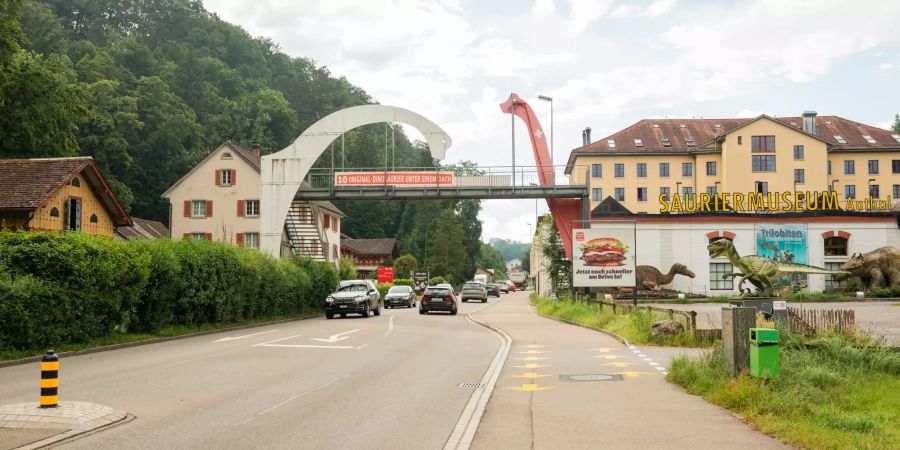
{"left": 461, "top": 281, "right": 487, "bottom": 303}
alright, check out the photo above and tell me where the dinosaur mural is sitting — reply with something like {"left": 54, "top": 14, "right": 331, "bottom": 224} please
{"left": 636, "top": 263, "right": 695, "bottom": 291}
{"left": 707, "top": 238, "right": 847, "bottom": 297}
{"left": 833, "top": 247, "right": 900, "bottom": 290}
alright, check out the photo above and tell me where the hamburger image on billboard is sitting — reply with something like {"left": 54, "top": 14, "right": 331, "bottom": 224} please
{"left": 572, "top": 228, "right": 636, "bottom": 287}
{"left": 580, "top": 236, "right": 629, "bottom": 266}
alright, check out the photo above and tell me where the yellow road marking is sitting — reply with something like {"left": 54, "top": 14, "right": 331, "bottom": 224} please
{"left": 589, "top": 348, "right": 614, "bottom": 352}
{"left": 595, "top": 355, "right": 627, "bottom": 360}
{"left": 600, "top": 362, "right": 640, "bottom": 368}
{"left": 517, "top": 356, "right": 548, "bottom": 361}
{"left": 512, "top": 363, "right": 550, "bottom": 369}
{"left": 614, "top": 371, "right": 657, "bottom": 378}
{"left": 504, "top": 383, "right": 555, "bottom": 392}
{"left": 517, "top": 350, "right": 549, "bottom": 354}
{"left": 522, "top": 344, "right": 547, "bottom": 349}
{"left": 510, "top": 372, "right": 551, "bottom": 379}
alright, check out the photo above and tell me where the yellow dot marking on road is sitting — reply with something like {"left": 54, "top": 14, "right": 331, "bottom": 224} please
{"left": 512, "top": 363, "right": 551, "bottom": 369}
{"left": 600, "top": 362, "right": 640, "bottom": 368}
{"left": 589, "top": 348, "right": 614, "bottom": 352}
{"left": 614, "top": 371, "right": 657, "bottom": 378}
{"left": 510, "top": 372, "right": 551, "bottom": 379}
{"left": 504, "top": 384, "right": 555, "bottom": 392}
{"left": 517, "top": 350, "right": 549, "bottom": 354}
{"left": 517, "top": 356, "right": 548, "bottom": 361}
{"left": 595, "top": 355, "right": 627, "bottom": 360}
{"left": 522, "top": 344, "right": 547, "bottom": 349}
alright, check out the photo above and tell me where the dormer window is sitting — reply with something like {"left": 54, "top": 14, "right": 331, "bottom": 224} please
{"left": 685, "top": 138, "right": 695, "bottom": 147}
{"left": 222, "top": 152, "right": 233, "bottom": 160}
{"left": 652, "top": 124, "right": 659, "bottom": 128}
{"left": 679, "top": 124, "right": 686, "bottom": 128}
{"left": 834, "top": 135, "right": 847, "bottom": 144}
{"left": 662, "top": 137, "right": 671, "bottom": 147}
{"left": 607, "top": 139, "right": 616, "bottom": 148}
{"left": 862, "top": 135, "right": 876, "bottom": 144}
{"left": 634, "top": 138, "right": 643, "bottom": 147}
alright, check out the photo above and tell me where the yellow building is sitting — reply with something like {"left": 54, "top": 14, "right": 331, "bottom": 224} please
{"left": 0, "top": 157, "right": 132, "bottom": 235}
{"left": 566, "top": 112, "right": 900, "bottom": 214}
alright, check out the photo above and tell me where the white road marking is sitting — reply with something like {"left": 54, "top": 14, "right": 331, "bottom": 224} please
{"left": 636, "top": 353, "right": 646, "bottom": 357}
{"left": 254, "top": 334, "right": 302, "bottom": 346}
{"left": 355, "top": 344, "right": 369, "bottom": 350}
{"left": 649, "top": 362, "right": 659, "bottom": 366}
{"left": 257, "top": 344, "right": 353, "bottom": 349}
{"left": 255, "top": 374, "right": 350, "bottom": 417}
{"left": 445, "top": 314, "right": 511, "bottom": 450}
{"left": 383, "top": 315, "right": 395, "bottom": 337}
{"left": 214, "top": 330, "right": 279, "bottom": 342}
{"left": 655, "top": 367, "right": 666, "bottom": 371}
{"left": 628, "top": 345, "right": 637, "bottom": 349}
{"left": 642, "top": 357, "right": 653, "bottom": 361}
{"left": 310, "top": 329, "right": 359, "bottom": 343}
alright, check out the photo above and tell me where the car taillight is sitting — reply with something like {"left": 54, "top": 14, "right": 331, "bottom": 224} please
{"left": 421, "top": 295, "right": 428, "bottom": 301}
{"left": 444, "top": 296, "right": 454, "bottom": 302}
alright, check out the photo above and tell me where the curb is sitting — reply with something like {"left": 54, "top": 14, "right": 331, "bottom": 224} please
{"left": 0, "top": 314, "right": 321, "bottom": 369}
{"left": 532, "top": 309, "right": 632, "bottom": 347}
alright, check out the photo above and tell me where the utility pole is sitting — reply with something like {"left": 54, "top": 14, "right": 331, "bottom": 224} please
{"left": 511, "top": 99, "right": 516, "bottom": 187}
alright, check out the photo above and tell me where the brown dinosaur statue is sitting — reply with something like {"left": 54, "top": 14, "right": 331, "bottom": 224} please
{"left": 636, "top": 263, "right": 696, "bottom": 291}
{"left": 833, "top": 247, "right": 900, "bottom": 290}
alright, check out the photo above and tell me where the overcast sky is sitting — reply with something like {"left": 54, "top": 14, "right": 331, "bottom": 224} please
{"left": 204, "top": 0, "right": 900, "bottom": 244}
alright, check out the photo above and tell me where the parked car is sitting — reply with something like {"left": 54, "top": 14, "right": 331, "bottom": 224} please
{"left": 506, "top": 281, "right": 517, "bottom": 292}
{"left": 485, "top": 283, "right": 501, "bottom": 297}
{"left": 498, "top": 283, "right": 509, "bottom": 293}
{"left": 419, "top": 286, "right": 457, "bottom": 315}
{"left": 325, "top": 279, "right": 381, "bottom": 319}
{"left": 461, "top": 281, "right": 487, "bottom": 303}
{"left": 385, "top": 285, "right": 416, "bottom": 308}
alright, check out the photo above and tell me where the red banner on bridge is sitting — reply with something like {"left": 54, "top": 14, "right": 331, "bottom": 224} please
{"left": 334, "top": 172, "right": 454, "bottom": 186}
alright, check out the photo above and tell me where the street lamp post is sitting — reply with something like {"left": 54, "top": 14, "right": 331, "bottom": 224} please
{"left": 538, "top": 95, "right": 553, "bottom": 167}
{"left": 527, "top": 223, "right": 532, "bottom": 242}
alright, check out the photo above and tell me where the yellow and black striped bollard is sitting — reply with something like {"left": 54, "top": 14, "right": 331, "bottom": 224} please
{"left": 40, "top": 350, "right": 59, "bottom": 408}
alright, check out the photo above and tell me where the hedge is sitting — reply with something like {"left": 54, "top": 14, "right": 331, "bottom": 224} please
{"left": 0, "top": 232, "right": 337, "bottom": 352}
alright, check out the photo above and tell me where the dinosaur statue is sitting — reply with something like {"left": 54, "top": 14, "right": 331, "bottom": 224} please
{"left": 706, "top": 238, "right": 847, "bottom": 297}
{"left": 833, "top": 247, "right": 900, "bottom": 290}
{"left": 636, "top": 263, "right": 696, "bottom": 291}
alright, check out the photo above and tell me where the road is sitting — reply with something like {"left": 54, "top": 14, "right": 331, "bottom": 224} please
{"left": 0, "top": 291, "right": 785, "bottom": 449}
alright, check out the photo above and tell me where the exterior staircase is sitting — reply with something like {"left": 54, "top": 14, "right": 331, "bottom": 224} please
{"left": 285, "top": 201, "right": 329, "bottom": 261}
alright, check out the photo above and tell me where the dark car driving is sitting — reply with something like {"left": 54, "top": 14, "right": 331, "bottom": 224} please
{"left": 485, "top": 283, "right": 501, "bottom": 297}
{"left": 325, "top": 280, "right": 381, "bottom": 319}
{"left": 419, "top": 286, "right": 457, "bottom": 315}
{"left": 385, "top": 285, "right": 416, "bottom": 308}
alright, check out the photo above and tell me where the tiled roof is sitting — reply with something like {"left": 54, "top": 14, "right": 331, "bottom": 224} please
{"left": 315, "top": 201, "right": 345, "bottom": 217}
{"left": 0, "top": 157, "right": 132, "bottom": 225}
{"left": 116, "top": 217, "right": 169, "bottom": 239}
{"left": 571, "top": 115, "right": 899, "bottom": 156}
{"left": 341, "top": 238, "right": 399, "bottom": 257}
{"left": 226, "top": 142, "right": 261, "bottom": 170}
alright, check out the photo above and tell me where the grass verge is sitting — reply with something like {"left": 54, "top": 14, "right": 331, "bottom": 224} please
{"left": 668, "top": 333, "right": 900, "bottom": 449}
{"left": 533, "top": 295, "right": 712, "bottom": 347}
{"left": 0, "top": 310, "right": 319, "bottom": 362}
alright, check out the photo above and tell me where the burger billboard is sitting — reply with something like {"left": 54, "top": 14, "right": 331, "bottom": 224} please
{"left": 572, "top": 228, "right": 636, "bottom": 287}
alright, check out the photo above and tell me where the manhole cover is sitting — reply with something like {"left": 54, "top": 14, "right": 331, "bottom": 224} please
{"left": 562, "top": 374, "right": 622, "bottom": 382}
{"left": 458, "top": 382, "right": 484, "bottom": 389}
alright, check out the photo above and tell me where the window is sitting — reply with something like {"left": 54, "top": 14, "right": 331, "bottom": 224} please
{"left": 707, "top": 186, "right": 717, "bottom": 195}
{"left": 192, "top": 200, "right": 206, "bottom": 217}
{"left": 709, "top": 263, "right": 734, "bottom": 290}
{"left": 894, "top": 184, "right": 900, "bottom": 199}
{"left": 682, "top": 162, "right": 693, "bottom": 177}
{"left": 49, "top": 207, "right": 59, "bottom": 217}
{"left": 706, "top": 161, "right": 716, "bottom": 176}
{"left": 893, "top": 160, "right": 900, "bottom": 174}
{"left": 828, "top": 160, "right": 831, "bottom": 176}
{"left": 869, "top": 184, "right": 879, "bottom": 199}
{"left": 755, "top": 181, "right": 768, "bottom": 194}
{"left": 636, "top": 163, "right": 647, "bottom": 177}
{"left": 615, "top": 164, "right": 625, "bottom": 178}
{"left": 844, "top": 184, "right": 856, "bottom": 200}
{"left": 660, "top": 187, "right": 670, "bottom": 201}
{"left": 65, "top": 198, "right": 81, "bottom": 231}
{"left": 752, "top": 155, "right": 775, "bottom": 172}
{"left": 794, "top": 169, "right": 805, "bottom": 184}
{"left": 222, "top": 152, "right": 233, "bottom": 159}
{"left": 868, "top": 160, "right": 879, "bottom": 175}
{"left": 662, "top": 137, "right": 671, "bottom": 147}
{"left": 607, "top": 139, "right": 616, "bottom": 148}
{"left": 862, "top": 135, "right": 876, "bottom": 144}
{"left": 824, "top": 236, "right": 848, "bottom": 256}
{"left": 220, "top": 169, "right": 232, "bottom": 186}
{"left": 685, "top": 138, "right": 695, "bottom": 147}
{"left": 615, "top": 188, "right": 625, "bottom": 201}
{"left": 245, "top": 200, "right": 260, "bottom": 217}
{"left": 634, "top": 138, "right": 643, "bottom": 147}
{"left": 824, "top": 262, "right": 848, "bottom": 291}
{"left": 751, "top": 135, "right": 775, "bottom": 153}
{"left": 659, "top": 163, "right": 670, "bottom": 177}
{"left": 834, "top": 135, "right": 847, "bottom": 144}
{"left": 592, "top": 188, "right": 603, "bottom": 201}
{"left": 71, "top": 177, "right": 80, "bottom": 187}
{"left": 591, "top": 164, "right": 602, "bottom": 178}
{"left": 637, "top": 187, "right": 648, "bottom": 202}
{"left": 737, "top": 136, "right": 743, "bottom": 145}
{"left": 89, "top": 214, "right": 98, "bottom": 223}
{"left": 191, "top": 233, "right": 207, "bottom": 241}
{"left": 793, "top": 145, "right": 804, "bottom": 160}
{"left": 244, "top": 233, "right": 260, "bottom": 249}
{"left": 844, "top": 160, "right": 855, "bottom": 175}
{"left": 682, "top": 187, "right": 693, "bottom": 196}
{"left": 332, "top": 217, "right": 338, "bottom": 232}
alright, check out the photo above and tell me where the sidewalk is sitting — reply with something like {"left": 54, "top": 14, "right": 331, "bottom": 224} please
{"left": 0, "top": 401, "right": 129, "bottom": 449}
{"left": 470, "top": 292, "right": 786, "bottom": 449}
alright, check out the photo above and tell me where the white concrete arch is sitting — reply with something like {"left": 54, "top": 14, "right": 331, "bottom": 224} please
{"left": 260, "top": 105, "right": 452, "bottom": 256}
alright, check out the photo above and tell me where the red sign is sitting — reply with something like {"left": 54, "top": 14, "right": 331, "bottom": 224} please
{"left": 335, "top": 172, "right": 454, "bottom": 186}
{"left": 376, "top": 266, "right": 394, "bottom": 284}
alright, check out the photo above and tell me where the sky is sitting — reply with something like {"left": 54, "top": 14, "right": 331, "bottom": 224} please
{"left": 203, "top": 0, "right": 900, "bottom": 244}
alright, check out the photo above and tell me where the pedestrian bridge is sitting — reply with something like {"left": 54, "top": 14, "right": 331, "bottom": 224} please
{"left": 295, "top": 165, "right": 590, "bottom": 201}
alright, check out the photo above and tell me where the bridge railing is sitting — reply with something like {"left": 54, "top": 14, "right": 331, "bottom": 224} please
{"left": 303, "top": 165, "right": 589, "bottom": 191}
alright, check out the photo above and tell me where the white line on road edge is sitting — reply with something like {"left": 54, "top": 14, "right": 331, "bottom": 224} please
{"left": 256, "top": 344, "right": 354, "bottom": 349}
{"left": 383, "top": 315, "right": 395, "bottom": 337}
{"left": 214, "top": 329, "right": 280, "bottom": 342}
{"left": 444, "top": 313, "right": 511, "bottom": 450}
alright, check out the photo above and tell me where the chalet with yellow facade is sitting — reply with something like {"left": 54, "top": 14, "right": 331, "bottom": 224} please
{"left": 0, "top": 157, "right": 132, "bottom": 236}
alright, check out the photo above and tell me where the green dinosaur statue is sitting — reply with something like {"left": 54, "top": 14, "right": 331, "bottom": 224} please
{"left": 706, "top": 238, "right": 848, "bottom": 297}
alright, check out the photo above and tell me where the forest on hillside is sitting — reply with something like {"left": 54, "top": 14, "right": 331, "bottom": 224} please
{"left": 0, "top": 0, "right": 505, "bottom": 283}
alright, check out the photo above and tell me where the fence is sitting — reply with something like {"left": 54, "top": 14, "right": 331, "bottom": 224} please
{"left": 788, "top": 307, "right": 856, "bottom": 335}
{"left": 584, "top": 297, "right": 697, "bottom": 331}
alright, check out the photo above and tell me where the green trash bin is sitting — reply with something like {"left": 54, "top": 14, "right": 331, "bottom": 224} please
{"left": 749, "top": 328, "right": 780, "bottom": 379}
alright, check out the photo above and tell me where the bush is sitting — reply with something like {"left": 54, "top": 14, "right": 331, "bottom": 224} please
{"left": 429, "top": 276, "right": 446, "bottom": 285}
{"left": 338, "top": 256, "right": 357, "bottom": 280}
{"left": 376, "top": 283, "right": 392, "bottom": 301}
{"left": 872, "top": 286, "right": 900, "bottom": 298}
{"left": 392, "top": 278, "right": 412, "bottom": 287}
{"left": 290, "top": 256, "right": 339, "bottom": 306}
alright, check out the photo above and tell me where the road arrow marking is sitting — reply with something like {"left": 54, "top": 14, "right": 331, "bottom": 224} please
{"left": 510, "top": 372, "right": 551, "bottom": 379}
{"left": 311, "top": 329, "right": 359, "bottom": 343}
{"left": 504, "top": 383, "right": 554, "bottom": 392}
{"left": 512, "top": 363, "right": 550, "bottom": 369}
{"left": 254, "top": 334, "right": 302, "bottom": 346}
{"left": 595, "top": 355, "right": 627, "bottom": 360}
{"left": 600, "top": 362, "right": 640, "bottom": 368}
{"left": 214, "top": 330, "right": 279, "bottom": 342}
{"left": 614, "top": 371, "right": 656, "bottom": 378}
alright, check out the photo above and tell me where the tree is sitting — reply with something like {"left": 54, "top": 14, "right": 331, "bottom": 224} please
{"left": 541, "top": 215, "right": 571, "bottom": 292}
{"left": 475, "top": 243, "right": 508, "bottom": 279}
{"left": 393, "top": 254, "right": 417, "bottom": 279}
{"left": 892, "top": 114, "right": 899, "bottom": 133}
{"left": 521, "top": 248, "right": 531, "bottom": 273}
{"left": 0, "top": 0, "right": 24, "bottom": 67}
{"left": 425, "top": 210, "right": 467, "bottom": 284}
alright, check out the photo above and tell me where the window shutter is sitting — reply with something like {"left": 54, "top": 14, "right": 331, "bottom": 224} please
{"left": 231, "top": 169, "right": 236, "bottom": 185}
{"left": 206, "top": 200, "right": 213, "bottom": 217}
{"left": 237, "top": 200, "right": 244, "bottom": 217}
{"left": 324, "top": 214, "right": 331, "bottom": 228}
{"left": 205, "top": 232, "right": 212, "bottom": 241}
{"left": 183, "top": 201, "right": 190, "bottom": 217}
{"left": 236, "top": 233, "right": 244, "bottom": 247}
{"left": 215, "top": 170, "right": 221, "bottom": 186}
{"left": 183, "top": 233, "right": 190, "bottom": 240}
